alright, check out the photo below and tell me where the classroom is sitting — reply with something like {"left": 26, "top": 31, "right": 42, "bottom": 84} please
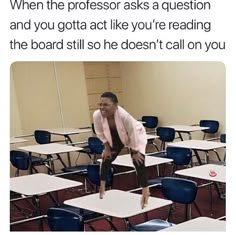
{"left": 10, "top": 61, "right": 226, "bottom": 231}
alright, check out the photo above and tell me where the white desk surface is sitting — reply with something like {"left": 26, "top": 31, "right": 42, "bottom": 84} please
{"left": 45, "top": 127, "right": 92, "bottom": 135}
{"left": 165, "top": 125, "right": 209, "bottom": 132}
{"left": 175, "top": 164, "right": 226, "bottom": 183}
{"left": 146, "top": 134, "right": 160, "bottom": 140}
{"left": 64, "top": 189, "right": 172, "bottom": 218}
{"left": 10, "top": 173, "right": 82, "bottom": 196}
{"left": 18, "top": 143, "right": 83, "bottom": 155}
{"left": 168, "top": 140, "right": 226, "bottom": 150}
{"left": 162, "top": 216, "right": 226, "bottom": 231}
{"left": 10, "top": 137, "right": 28, "bottom": 144}
{"left": 98, "top": 154, "right": 173, "bottom": 168}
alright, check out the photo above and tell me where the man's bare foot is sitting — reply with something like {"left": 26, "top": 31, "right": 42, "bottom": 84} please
{"left": 99, "top": 181, "right": 106, "bottom": 199}
{"left": 141, "top": 187, "right": 150, "bottom": 209}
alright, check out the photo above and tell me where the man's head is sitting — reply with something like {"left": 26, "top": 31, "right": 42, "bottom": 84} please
{"left": 98, "top": 92, "right": 118, "bottom": 118}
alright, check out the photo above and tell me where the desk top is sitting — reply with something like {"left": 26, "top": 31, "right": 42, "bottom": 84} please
{"left": 175, "top": 164, "right": 226, "bottom": 183}
{"left": 98, "top": 154, "right": 173, "bottom": 168}
{"left": 10, "top": 137, "right": 28, "bottom": 144}
{"left": 162, "top": 216, "right": 225, "bottom": 231}
{"left": 10, "top": 173, "right": 82, "bottom": 196}
{"left": 18, "top": 143, "right": 83, "bottom": 155}
{"left": 64, "top": 189, "right": 172, "bottom": 218}
{"left": 168, "top": 140, "right": 226, "bottom": 150}
{"left": 45, "top": 127, "right": 92, "bottom": 135}
{"left": 165, "top": 125, "right": 209, "bottom": 132}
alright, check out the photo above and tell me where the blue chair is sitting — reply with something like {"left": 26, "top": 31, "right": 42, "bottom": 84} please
{"left": 161, "top": 177, "right": 201, "bottom": 221}
{"left": 47, "top": 207, "right": 84, "bottom": 231}
{"left": 148, "top": 147, "right": 192, "bottom": 187}
{"left": 10, "top": 150, "right": 29, "bottom": 176}
{"left": 156, "top": 127, "right": 175, "bottom": 151}
{"left": 86, "top": 164, "right": 113, "bottom": 193}
{"left": 220, "top": 133, "right": 226, "bottom": 143}
{"left": 29, "top": 130, "right": 67, "bottom": 174}
{"left": 129, "top": 177, "right": 201, "bottom": 231}
{"left": 56, "top": 165, "right": 116, "bottom": 231}
{"left": 142, "top": 116, "right": 159, "bottom": 152}
{"left": 148, "top": 127, "right": 175, "bottom": 159}
{"left": 220, "top": 133, "right": 226, "bottom": 162}
{"left": 77, "top": 137, "right": 104, "bottom": 164}
{"left": 88, "top": 137, "right": 104, "bottom": 163}
{"left": 200, "top": 120, "right": 219, "bottom": 139}
{"left": 142, "top": 116, "right": 158, "bottom": 133}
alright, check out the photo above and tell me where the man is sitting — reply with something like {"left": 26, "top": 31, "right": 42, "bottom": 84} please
{"left": 93, "top": 91, "right": 150, "bottom": 209}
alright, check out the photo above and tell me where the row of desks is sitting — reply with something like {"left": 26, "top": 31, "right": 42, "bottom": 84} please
{"left": 10, "top": 124, "right": 209, "bottom": 145}
{"left": 10, "top": 162, "right": 226, "bottom": 231}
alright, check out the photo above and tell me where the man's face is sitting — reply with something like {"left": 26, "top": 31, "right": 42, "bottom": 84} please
{"left": 98, "top": 97, "right": 117, "bottom": 118}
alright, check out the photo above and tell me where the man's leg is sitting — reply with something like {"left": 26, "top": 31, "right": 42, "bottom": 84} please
{"left": 132, "top": 153, "right": 150, "bottom": 208}
{"left": 100, "top": 146, "right": 124, "bottom": 198}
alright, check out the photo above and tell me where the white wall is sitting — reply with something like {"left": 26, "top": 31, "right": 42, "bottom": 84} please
{"left": 121, "top": 62, "right": 225, "bottom": 133}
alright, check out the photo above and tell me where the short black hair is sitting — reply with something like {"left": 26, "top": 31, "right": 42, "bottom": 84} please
{"left": 101, "top": 91, "right": 118, "bottom": 103}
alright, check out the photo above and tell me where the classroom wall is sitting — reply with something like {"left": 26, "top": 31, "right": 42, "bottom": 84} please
{"left": 10, "top": 62, "right": 91, "bottom": 136}
{"left": 120, "top": 62, "right": 226, "bottom": 133}
{"left": 10, "top": 62, "right": 92, "bottom": 176}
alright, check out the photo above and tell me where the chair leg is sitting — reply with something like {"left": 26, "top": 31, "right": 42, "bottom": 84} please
{"left": 152, "top": 142, "right": 159, "bottom": 151}
{"left": 167, "top": 204, "right": 173, "bottom": 221}
{"left": 56, "top": 154, "right": 67, "bottom": 168}
{"left": 186, "top": 204, "right": 189, "bottom": 220}
{"left": 212, "top": 149, "right": 222, "bottom": 162}
{"left": 193, "top": 202, "right": 202, "bottom": 216}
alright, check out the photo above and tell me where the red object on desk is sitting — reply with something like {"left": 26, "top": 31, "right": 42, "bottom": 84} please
{"left": 209, "top": 170, "right": 217, "bottom": 177}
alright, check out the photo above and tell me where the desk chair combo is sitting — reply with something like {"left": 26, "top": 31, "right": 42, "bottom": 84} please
{"left": 146, "top": 127, "right": 176, "bottom": 178}
{"left": 10, "top": 135, "right": 54, "bottom": 175}
{"left": 47, "top": 164, "right": 116, "bottom": 231}
{"left": 10, "top": 151, "right": 36, "bottom": 220}
{"left": 142, "top": 116, "right": 159, "bottom": 151}
{"left": 147, "top": 146, "right": 193, "bottom": 188}
{"left": 199, "top": 119, "right": 219, "bottom": 140}
{"left": 156, "top": 127, "right": 175, "bottom": 152}
{"left": 129, "top": 177, "right": 201, "bottom": 231}
{"left": 62, "top": 137, "right": 104, "bottom": 186}
{"left": 32, "top": 130, "right": 67, "bottom": 174}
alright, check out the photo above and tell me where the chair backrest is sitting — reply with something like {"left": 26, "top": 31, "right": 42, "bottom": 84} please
{"left": 34, "top": 130, "right": 51, "bottom": 144}
{"left": 156, "top": 127, "right": 175, "bottom": 142}
{"left": 156, "top": 127, "right": 175, "bottom": 150}
{"left": 200, "top": 120, "right": 219, "bottom": 134}
{"left": 87, "top": 164, "right": 113, "bottom": 188}
{"left": 142, "top": 116, "right": 158, "bottom": 129}
{"left": 166, "top": 147, "right": 192, "bottom": 166}
{"left": 220, "top": 133, "right": 226, "bottom": 143}
{"left": 161, "top": 177, "right": 198, "bottom": 204}
{"left": 47, "top": 207, "right": 84, "bottom": 231}
{"left": 88, "top": 137, "right": 104, "bottom": 154}
{"left": 10, "top": 150, "right": 29, "bottom": 171}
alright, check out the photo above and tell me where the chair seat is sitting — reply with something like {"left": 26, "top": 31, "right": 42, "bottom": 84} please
{"left": 148, "top": 151, "right": 167, "bottom": 158}
{"left": 62, "top": 165, "right": 88, "bottom": 174}
{"left": 60, "top": 204, "right": 104, "bottom": 221}
{"left": 129, "top": 219, "right": 173, "bottom": 231}
{"left": 148, "top": 177, "right": 165, "bottom": 187}
{"left": 31, "top": 156, "right": 50, "bottom": 164}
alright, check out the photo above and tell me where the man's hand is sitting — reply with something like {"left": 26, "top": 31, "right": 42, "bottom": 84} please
{"left": 102, "top": 148, "right": 112, "bottom": 160}
{"left": 132, "top": 152, "right": 144, "bottom": 166}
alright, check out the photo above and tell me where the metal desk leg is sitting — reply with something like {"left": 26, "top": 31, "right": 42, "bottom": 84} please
{"left": 64, "top": 134, "right": 73, "bottom": 167}
{"left": 32, "top": 195, "right": 44, "bottom": 231}
{"left": 177, "top": 131, "right": 184, "bottom": 141}
{"left": 29, "top": 152, "right": 33, "bottom": 174}
{"left": 193, "top": 149, "right": 202, "bottom": 165}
